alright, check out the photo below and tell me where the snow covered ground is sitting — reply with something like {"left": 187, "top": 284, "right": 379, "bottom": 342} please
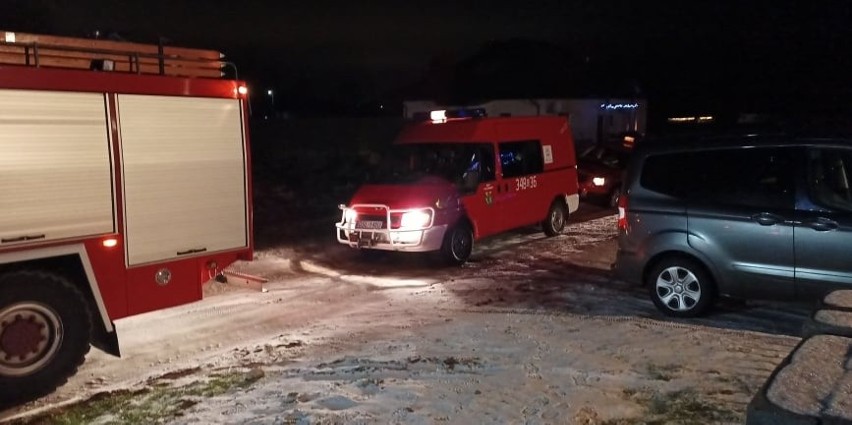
{"left": 3, "top": 212, "right": 811, "bottom": 424}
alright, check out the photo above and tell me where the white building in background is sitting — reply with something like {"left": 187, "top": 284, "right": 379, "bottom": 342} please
{"left": 403, "top": 98, "right": 647, "bottom": 148}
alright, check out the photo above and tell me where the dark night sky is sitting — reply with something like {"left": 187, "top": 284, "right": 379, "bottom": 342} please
{"left": 2, "top": 1, "right": 851, "bottom": 116}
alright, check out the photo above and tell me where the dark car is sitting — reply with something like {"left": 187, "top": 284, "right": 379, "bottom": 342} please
{"left": 577, "top": 144, "right": 630, "bottom": 207}
{"left": 613, "top": 134, "right": 852, "bottom": 317}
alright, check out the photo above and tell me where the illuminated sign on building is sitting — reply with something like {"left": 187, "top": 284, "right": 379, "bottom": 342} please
{"left": 667, "top": 116, "right": 714, "bottom": 123}
{"left": 600, "top": 103, "right": 639, "bottom": 111}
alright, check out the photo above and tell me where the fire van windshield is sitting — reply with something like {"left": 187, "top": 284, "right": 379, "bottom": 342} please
{"left": 367, "top": 142, "right": 495, "bottom": 187}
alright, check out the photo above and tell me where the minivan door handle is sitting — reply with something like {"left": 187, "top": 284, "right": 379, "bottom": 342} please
{"left": 751, "top": 212, "right": 784, "bottom": 226}
{"left": 805, "top": 217, "right": 839, "bottom": 232}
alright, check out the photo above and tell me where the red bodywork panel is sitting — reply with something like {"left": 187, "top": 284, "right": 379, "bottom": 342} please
{"left": 349, "top": 116, "right": 578, "bottom": 242}
{"left": 0, "top": 64, "right": 253, "bottom": 321}
{"left": 350, "top": 179, "right": 457, "bottom": 210}
{"left": 396, "top": 116, "right": 577, "bottom": 171}
{"left": 0, "top": 65, "right": 244, "bottom": 99}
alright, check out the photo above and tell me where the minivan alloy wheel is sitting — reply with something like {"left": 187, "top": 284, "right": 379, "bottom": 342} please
{"left": 646, "top": 257, "right": 714, "bottom": 317}
{"left": 655, "top": 266, "right": 701, "bottom": 312}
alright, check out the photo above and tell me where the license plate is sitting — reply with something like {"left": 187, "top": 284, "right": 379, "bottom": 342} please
{"left": 356, "top": 220, "right": 383, "bottom": 229}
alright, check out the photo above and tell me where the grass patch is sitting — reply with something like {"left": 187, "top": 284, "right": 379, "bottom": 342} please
{"left": 604, "top": 388, "right": 740, "bottom": 425}
{"left": 13, "top": 369, "right": 265, "bottom": 425}
{"left": 647, "top": 389, "right": 740, "bottom": 423}
{"left": 644, "top": 363, "right": 682, "bottom": 381}
{"left": 713, "top": 374, "right": 753, "bottom": 394}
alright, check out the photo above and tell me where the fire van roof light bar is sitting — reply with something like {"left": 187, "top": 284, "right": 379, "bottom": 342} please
{"left": 430, "top": 110, "right": 447, "bottom": 123}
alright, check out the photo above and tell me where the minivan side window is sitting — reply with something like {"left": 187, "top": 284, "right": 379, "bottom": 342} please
{"left": 640, "top": 153, "right": 692, "bottom": 197}
{"left": 691, "top": 148, "right": 795, "bottom": 209}
{"left": 807, "top": 148, "right": 852, "bottom": 212}
{"left": 498, "top": 140, "right": 544, "bottom": 178}
{"left": 640, "top": 148, "right": 795, "bottom": 209}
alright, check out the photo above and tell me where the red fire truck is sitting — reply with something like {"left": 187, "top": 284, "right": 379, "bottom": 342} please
{"left": 0, "top": 31, "right": 252, "bottom": 402}
{"left": 336, "top": 112, "right": 579, "bottom": 264}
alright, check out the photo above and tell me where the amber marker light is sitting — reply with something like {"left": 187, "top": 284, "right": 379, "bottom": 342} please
{"left": 102, "top": 238, "right": 118, "bottom": 248}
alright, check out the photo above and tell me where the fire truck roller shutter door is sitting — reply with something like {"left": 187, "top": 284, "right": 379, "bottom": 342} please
{"left": 118, "top": 94, "right": 248, "bottom": 266}
{"left": 0, "top": 90, "right": 114, "bottom": 243}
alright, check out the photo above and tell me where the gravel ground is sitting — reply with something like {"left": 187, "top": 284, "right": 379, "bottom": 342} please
{"left": 3, "top": 213, "right": 810, "bottom": 424}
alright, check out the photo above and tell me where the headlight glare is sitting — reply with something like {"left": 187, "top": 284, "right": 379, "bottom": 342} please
{"left": 400, "top": 210, "right": 431, "bottom": 228}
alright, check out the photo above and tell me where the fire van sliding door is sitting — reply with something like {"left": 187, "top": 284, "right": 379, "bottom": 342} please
{"left": 118, "top": 94, "right": 248, "bottom": 266}
{"left": 0, "top": 89, "right": 114, "bottom": 244}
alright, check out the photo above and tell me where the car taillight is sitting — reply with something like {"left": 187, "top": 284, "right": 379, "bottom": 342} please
{"left": 617, "top": 194, "right": 628, "bottom": 231}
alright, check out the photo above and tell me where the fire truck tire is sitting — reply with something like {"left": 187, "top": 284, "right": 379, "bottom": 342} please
{"left": 440, "top": 222, "right": 474, "bottom": 266}
{"left": 0, "top": 271, "right": 92, "bottom": 403}
{"left": 542, "top": 200, "right": 568, "bottom": 236}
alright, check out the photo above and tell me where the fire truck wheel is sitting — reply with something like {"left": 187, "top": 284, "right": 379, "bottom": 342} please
{"left": 440, "top": 222, "right": 474, "bottom": 266}
{"left": 542, "top": 200, "right": 568, "bottom": 236}
{"left": 0, "top": 271, "right": 92, "bottom": 403}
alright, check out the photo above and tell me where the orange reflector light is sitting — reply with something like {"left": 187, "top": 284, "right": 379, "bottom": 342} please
{"left": 103, "top": 238, "right": 118, "bottom": 248}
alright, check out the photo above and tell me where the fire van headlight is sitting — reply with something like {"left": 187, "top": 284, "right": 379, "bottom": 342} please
{"left": 592, "top": 177, "right": 607, "bottom": 187}
{"left": 400, "top": 210, "right": 431, "bottom": 229}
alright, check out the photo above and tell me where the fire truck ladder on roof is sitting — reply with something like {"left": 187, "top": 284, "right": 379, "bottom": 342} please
{"left": 0, "top": 30, "right": 237, "bottom": 79}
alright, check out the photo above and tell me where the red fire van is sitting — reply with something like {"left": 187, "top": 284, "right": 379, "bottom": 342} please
{"left": 336, "top": 113, "right": 579, "bottom": 264}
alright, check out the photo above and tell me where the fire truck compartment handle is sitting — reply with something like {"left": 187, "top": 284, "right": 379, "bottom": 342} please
{"left": 176, "top": 247, "right": 208, "bottom": 255}
{"left": 1, "top": 234, "right": 46, "bottom": 243}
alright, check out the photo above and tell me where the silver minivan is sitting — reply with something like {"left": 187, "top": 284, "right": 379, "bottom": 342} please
{"left": 613, "top": 135, "right": 852, "bottom": 317}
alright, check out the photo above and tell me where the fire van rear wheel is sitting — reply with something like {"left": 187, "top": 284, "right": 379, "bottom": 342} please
{"left": 542, "top": 200, "right": 567, "bottom": 236}
{"left": 440, "top": 222, "right": 474, "bottom": 266}
{"left": 0, "top": 271, "right": 92, "bottom": 403}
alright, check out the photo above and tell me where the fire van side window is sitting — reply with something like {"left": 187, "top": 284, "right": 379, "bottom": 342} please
{"left": 472, "top": 144, "right": 496, "bottom": 182}
{"left": 499, "top": 140, "right": 544, "bottom": 178}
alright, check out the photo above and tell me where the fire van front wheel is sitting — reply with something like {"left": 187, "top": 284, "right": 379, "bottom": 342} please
{"left": 0, "top": 271, "right": 92, "bottom": 403}
{"left": 542, "top": 200, "right": 567, "bottom": 236}
{"left": 440, "top": 222, "right": 474, "bottom": 266}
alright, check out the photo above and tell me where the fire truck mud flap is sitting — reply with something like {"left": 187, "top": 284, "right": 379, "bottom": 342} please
{"left": 216, "top": 269, "right": 268, "bottom": 292}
